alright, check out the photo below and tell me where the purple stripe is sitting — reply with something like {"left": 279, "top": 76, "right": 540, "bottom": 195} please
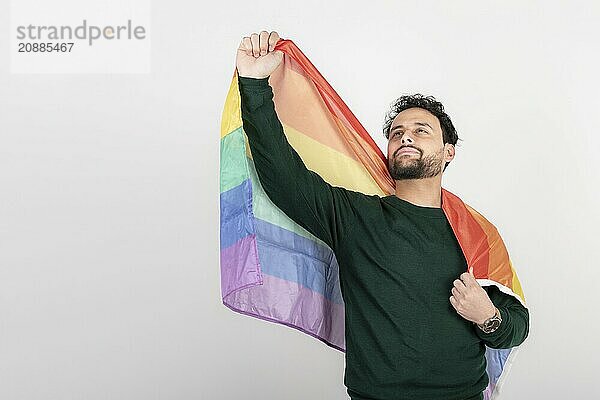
{"left": 223, "top": 273, "right": 346, "bottom": 350}
{"left": 483, "top": 383, "right": 495, "bottom": 400}
{"left": 220, "top": 235, "right": 261, "bottom": 299}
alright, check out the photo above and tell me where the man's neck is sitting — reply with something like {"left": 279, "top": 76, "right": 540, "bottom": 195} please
{"left": 394, "top": 175, "right": 443, "bottom": 208}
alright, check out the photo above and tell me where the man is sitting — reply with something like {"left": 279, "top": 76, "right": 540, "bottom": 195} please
{"left": 235, "top": 30, "right": 529, "bottom": 400}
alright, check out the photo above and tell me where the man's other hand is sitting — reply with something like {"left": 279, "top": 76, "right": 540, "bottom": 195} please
{"left": 449, "top": 267, "right": 497, "bottom": 325}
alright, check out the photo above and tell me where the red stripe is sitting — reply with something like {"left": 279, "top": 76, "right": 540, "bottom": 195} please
{"left": 441, "top": 189, "right": 491, "bottom": 278}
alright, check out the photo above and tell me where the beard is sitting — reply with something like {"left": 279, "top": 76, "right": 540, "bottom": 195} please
{"left": 388, "top": 147, "right": 444, "bottom": 180}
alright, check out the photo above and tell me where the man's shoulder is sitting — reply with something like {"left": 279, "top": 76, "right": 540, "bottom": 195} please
{"left": 334, "top": 186, "right": 381, "bottom": 201}
{"left": 332, "top": 186, "right": 387, "bottom": 211}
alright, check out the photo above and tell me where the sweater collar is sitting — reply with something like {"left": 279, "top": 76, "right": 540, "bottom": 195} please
{"left": 382, "top": 195, "right": 445, "bottom": 218}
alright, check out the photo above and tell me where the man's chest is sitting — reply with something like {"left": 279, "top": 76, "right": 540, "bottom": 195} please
{"left": 338, "top": 214, "right": 469, "bottom": 298}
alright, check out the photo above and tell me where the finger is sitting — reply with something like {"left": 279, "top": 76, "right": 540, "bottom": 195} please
{"left": 453, "top": 278, "right": 467, "bottom": 291}
{"left": 451, "top": 287, "right": 463, "bottom": 299}
{"left": 449, "top": 295, "right": 457, "bottom": 309}
{"left": 449, "top": 296, "right": 464, "bottom": 314}
{"left": 239, "top": 36, "right": 252, "bottom": 56}
{"left": 268, "top": 31, "right": 280, "bottom": 51}
{"left": 250, "top": 33, "right": 260, "bottom": 57}
{"left": 460, "top": 272, "right": 477, "bottom": 287}
{"left": 259, "top": 31, "right": 269, "bottom": 55}
{"left": 469, "top": 266, "right": 477, "bottom": 279}
{"left": 467, "top": 271, "right": 480, "bottom": 287}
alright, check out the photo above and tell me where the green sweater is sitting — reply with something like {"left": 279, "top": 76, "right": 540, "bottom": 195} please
{"left": 238, "top": 75, "right": 529, "bottom": 400}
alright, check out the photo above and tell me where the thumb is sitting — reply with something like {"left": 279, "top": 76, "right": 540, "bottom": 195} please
{"left": 468, "top": 266, "right": 474, "bottom": 276}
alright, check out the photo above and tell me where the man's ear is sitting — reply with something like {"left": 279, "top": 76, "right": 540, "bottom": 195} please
{"left": 444, "top": 143, "right": 456, "bottom": 163}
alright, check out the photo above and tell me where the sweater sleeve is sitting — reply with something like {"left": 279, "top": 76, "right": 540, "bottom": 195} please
{"left": 475, "top": 285, "right": 530, "bottom": 349}
{"left": 238, "top": 74, "right": 360, "bottom": 251}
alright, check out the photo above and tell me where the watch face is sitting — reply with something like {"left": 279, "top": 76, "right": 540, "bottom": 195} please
{"left": 484, "top": 319, "right": 501, "bottom": 332}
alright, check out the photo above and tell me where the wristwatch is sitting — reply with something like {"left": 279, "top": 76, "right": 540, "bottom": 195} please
{"left": 476, "top": 307, "right": 502, "bottom": 334}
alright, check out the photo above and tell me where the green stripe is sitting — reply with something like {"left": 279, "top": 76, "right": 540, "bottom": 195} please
{"left": 247, "top": 155, "right": 329, "bottom": 248}
{"left": 220, "top": 127, "right": 249, "bottom": 193}
{"left": 220, "top": 126, "right": 329, "bottom": 248}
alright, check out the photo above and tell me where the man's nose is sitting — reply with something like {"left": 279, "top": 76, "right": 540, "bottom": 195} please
{"left": 401, "top": 133, "right": 414, "bottom": 144}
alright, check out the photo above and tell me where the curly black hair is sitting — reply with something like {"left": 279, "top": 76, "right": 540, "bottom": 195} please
{"left": 382, "top": 94, "right": 460, "bottom": 171}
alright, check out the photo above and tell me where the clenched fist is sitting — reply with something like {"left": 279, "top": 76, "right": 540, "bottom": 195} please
{"left": 236, "top": 30, "right": 283, "bottom": 79}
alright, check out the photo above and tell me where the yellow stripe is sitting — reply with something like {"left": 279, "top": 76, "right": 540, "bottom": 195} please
{"left": 221, "top": 72, "right": 242, "bottom": 139}
{"left": 246, "top": 123, "right": 384, "bottom": 195}
{"left": 222, "top": 70, "right": 383, "bottom": 195}
{"left": 510, "top": 259, "right": 526, "bottom": 304}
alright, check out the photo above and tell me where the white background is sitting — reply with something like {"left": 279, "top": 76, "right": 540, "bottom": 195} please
{"left": 1, "top": 0, "right": 599, "bottom": 399}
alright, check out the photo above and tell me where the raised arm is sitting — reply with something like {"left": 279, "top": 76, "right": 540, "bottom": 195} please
{"left": 236, "top": 30, "right": 359, "bottom": 251}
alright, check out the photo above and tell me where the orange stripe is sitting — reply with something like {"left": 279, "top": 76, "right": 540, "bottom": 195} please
{"left": 272, "top": 39, "right": 395, "bottom": 195}
{"left": 441, "top": 189, "right": 491, "bottom": 278}
{"left": 269, "top": 60, "right": 360, "bottom": 162}
{"left": 464, "top": 204, "right": 513, "bottom": 288}
{"left": 443, "top": 189, "right": 517, "bottom": 291}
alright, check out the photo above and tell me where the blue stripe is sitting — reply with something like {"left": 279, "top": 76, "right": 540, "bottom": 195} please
{"left": 485, "top": 347, "right": 512, "bottom": 384}
{"left": 220, "top": 178, "right": 255, "bottom": 249}
{"left": 254, "top": 218, "right": 343, "bottom": 305}
{"left": 219, "top": 177, "right": 343, "bottom": 304}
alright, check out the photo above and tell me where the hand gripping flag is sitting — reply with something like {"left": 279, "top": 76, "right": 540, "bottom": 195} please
{"left": 220, "top": 38, "right": 527, "bottom": 399}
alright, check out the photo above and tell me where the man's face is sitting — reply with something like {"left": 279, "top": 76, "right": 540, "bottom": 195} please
{"left": 387, "top": 107, "right": 454, "bottom": 180}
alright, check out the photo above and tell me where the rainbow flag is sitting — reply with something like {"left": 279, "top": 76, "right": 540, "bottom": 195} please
{"left": 220, "top": 38, "right": 527, "bottom": 399}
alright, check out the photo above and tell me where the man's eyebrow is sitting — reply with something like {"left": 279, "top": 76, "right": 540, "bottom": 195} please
{"left": 390, "top": 122, "right": 434, "bottom": 132}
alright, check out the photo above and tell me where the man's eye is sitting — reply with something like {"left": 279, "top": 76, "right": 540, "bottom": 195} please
{"left": 417, "top": 128, "right": 427, "bottom": 133}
